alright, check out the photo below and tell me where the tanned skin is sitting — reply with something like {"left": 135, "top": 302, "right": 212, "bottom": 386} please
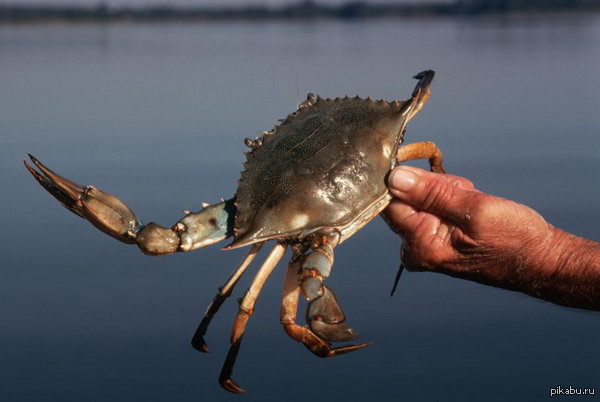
{"left": 383, "top": 166, "right": 600, "bottom": 310}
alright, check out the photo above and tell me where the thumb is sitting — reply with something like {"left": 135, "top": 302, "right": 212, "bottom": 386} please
{"left": 387, "top": 166, "right": 476, "bottom": 225}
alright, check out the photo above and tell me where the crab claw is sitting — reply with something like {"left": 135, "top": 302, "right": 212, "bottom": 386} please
{"left": 307, "top": 286, "right": 359, "bottom": 342}
{"left": 24, "top": 154, "right": 142, "bottom": 244}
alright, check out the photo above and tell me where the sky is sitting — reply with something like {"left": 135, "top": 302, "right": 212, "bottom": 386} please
{"left": 1, "top": 0, "right": 453, "bottom": 7}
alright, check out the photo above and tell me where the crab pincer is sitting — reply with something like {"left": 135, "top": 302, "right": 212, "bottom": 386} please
{"left": 24, "top": 154, "right": 142, "bottom": 243}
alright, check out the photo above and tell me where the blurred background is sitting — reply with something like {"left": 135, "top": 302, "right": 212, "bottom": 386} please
{"left": 1, "top": 1, "right": 599, "bottom": 401}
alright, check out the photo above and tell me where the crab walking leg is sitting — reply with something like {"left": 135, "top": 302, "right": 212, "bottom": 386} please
{"left": 389, "top": 141, "right": 444, "bottom": 292}
{"left": 407, "top": 70, "right": 434, "bottom": 121}
{"left": 191, "top": 243, "right": 264, "bottom": 353}
{"left": 280, "top": 254, "right": 371, "bottom": 358}
{"left": 395, "top": 141, "right": 446, "bottom": 174}
{"left": 219, "top": 242, "right": 287, "bottom": 394}
{"left": 24, "top": 154, "right": 235, "bottom": 255}
{"left": 280, "top": 256, "right": 303, "bottom": 329}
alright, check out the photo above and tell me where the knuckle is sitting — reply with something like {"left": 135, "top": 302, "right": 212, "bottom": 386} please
{"left": 455, "top": 178, "right": 474, "bottom": 189}
{"left": 420, "top": 177, "right": 456, "bottom": 213}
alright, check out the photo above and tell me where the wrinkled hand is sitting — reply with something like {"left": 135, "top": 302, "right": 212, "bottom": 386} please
{"left": 383, "top": 166, "right": 600, "bottom": 310}
{"left": 383, "top": 165, "right": 555, "bottom": 284}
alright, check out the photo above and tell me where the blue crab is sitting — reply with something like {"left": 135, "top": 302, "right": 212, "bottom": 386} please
{"left": 25, "top": 70, "right": 445, "bottom": 393}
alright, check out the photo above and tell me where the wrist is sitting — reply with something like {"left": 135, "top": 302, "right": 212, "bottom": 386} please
{"left": 516, "top": 226, "right": 600, "bottom": 309}
{"left": 522, "top": 226, "right": 572, "bottom": 279}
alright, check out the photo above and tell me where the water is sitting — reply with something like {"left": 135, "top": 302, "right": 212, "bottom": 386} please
{"left": 1, "top": 14, "right": 599, "bottom": 402}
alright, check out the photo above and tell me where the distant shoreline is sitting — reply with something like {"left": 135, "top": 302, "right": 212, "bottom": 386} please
{"left": 1, "top": 1, "right": 599, "bottom": 24}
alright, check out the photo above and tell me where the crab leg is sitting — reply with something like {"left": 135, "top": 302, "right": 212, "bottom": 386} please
{"left": 395, "top": 141, "right": 445, "bottom": 173}
{"left": 191, "top": 242, "right": 264, "bottom": 353}
{"left": 219, "top": 242, "right": 287, "bottom": 394}
{"left": 24, "top": 154, "right": 235, "bottom": 254}
{"left": 388, "top": 141, "right": 445, "bottom": 291}
{"left": 280, "top": 247, "right": 371, "bottom": 358}
{"left": 407, "top": 70, "right": 434, "bottom": 121}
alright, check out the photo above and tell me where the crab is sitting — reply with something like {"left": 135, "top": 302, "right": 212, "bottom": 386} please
{"left": 24, "top": 70, "right": 445, "bottom": 394}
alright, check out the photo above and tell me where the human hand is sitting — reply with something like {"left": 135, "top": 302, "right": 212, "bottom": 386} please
{"left": 383, "top": 165, "right": 600, "bottom": 309}
{"left": 383, "top": 166, "right": 558, "bottom": 287}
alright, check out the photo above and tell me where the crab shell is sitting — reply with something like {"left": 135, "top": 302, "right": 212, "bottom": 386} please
{"left": 229, "top": 80, "right": 429, "bottom": 249}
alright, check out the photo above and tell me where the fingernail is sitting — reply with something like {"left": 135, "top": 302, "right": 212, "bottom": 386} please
{"left": 389, "top": 167, "right": 417, "bottom": 193}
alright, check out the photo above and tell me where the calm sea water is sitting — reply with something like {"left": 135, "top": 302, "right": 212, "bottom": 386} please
{"left": 1, "top": 14, "right": 599, "bottom": 402}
